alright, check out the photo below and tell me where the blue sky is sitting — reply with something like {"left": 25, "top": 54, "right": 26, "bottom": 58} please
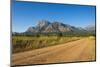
{"left": 12, "top": 1, "right": 96, "bottom": 32}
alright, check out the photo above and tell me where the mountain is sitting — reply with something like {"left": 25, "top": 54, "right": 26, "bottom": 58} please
{"left": 84, "top": 25, "right": 95, "bottom": 34}
{"left": 12, "top": 20, "right": 96, "bottom": 36}
{"left": 25, "top": 20, "right": 86, "bottom": 33}
{"left": 85, "top": 25, "right": 95, "bottom": 31}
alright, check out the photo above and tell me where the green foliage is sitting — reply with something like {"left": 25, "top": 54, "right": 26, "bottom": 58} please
{"left": 12, "top": 31, "right": 95, "bottom": 37}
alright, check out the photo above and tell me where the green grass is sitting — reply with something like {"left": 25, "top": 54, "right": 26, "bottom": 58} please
{"left": 12, "top": 36, "right": 81, "bottom": 53}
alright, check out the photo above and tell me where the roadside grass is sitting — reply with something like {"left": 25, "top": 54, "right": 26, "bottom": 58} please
{"left": 12, "top": 36, "right": 81, "bottom": 53}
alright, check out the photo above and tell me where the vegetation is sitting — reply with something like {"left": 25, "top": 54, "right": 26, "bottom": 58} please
{"left": 12, "top": 35, "right": 81, "bottom": 53}
{"left": 12, "top": 32, "right": 95, "bottom": 53}
{"left": 13, "top": 32, "right": 95, "bottom": 37}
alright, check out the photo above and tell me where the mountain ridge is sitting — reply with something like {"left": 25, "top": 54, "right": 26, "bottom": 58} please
{"left": 12, "top": 20, "right": 95, "bottom": 37}
{"left": 26, "top": 20, "right": 86, "bottom": 33}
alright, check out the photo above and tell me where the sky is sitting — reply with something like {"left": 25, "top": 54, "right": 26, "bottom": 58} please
{"left": 12, "top": 1, "right": 96, "bottom": 32}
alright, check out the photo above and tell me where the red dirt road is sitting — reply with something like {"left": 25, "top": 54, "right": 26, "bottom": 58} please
{"left": 12, "top": 38, "right": 95, "bottom": 65}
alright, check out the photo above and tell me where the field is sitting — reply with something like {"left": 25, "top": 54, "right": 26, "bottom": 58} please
{"left": 12, "top": 36, "right": 81, "bottom": 53}
{"left": 12, "top": 36, "right": 95, "bottom": 65}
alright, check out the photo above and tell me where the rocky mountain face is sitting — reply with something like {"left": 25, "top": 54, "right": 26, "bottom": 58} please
{"left": 25, "top": 20, "right": 87, "bottom": 33}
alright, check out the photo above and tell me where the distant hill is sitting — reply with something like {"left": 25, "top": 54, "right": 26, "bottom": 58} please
{"left": 84, "top": 25, "right": 95, "bottom": 34}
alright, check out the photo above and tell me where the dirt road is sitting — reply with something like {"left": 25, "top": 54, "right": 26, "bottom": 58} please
{"left": 12, "top": 38, "right": 95, "bottom": 65}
